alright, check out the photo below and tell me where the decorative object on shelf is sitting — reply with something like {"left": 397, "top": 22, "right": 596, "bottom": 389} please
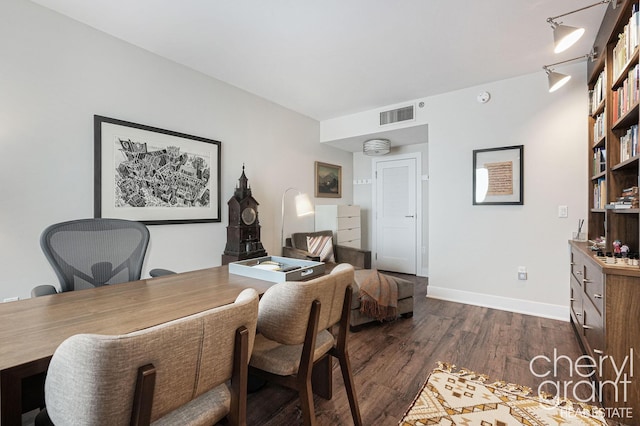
{"left": 314, "top": 161, "right": 342, "bottom": 198}
{"left": 546, "top": 0, "right": 618, "bottom": 53}
{"left": 543, "top": 52, "right": 596, "bottom": 92}
{"left": 472, "top": 145, "right": 524, "bottom": 205}
{"left": 573, "top": 219, "right": 587, "bottom": 241}
{"left": 222, "top": 165, "right": 267, "bottom": 264}
{"left": 363, "top": 138, "right": 391, "bottom": 156}
{"left": 280, "top": 188, "right": 314, "bottom": 253}
{"left": 94, "top": 115, "right": 221, "bottom": 224}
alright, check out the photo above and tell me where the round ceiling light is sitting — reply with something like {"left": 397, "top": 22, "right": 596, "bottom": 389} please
{"left": 363, "top": 138, "right": 390, "bottom": 156}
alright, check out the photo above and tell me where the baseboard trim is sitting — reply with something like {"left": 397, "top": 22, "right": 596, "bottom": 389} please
{"left": 426, "top": 286, "right": 569, "bottom": 321}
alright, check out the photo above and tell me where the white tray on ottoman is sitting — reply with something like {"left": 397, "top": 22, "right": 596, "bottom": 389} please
{"left": 228, "top": 256, "right": 325, "bottom": 283}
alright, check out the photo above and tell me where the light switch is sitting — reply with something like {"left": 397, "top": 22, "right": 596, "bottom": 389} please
{"left": 558, "top": 205, "right": 568, "bottom": 218}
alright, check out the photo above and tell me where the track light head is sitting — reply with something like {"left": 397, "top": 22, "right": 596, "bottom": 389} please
{"left": 546, "top": 1, "right": 612, "bottom": 53}
{"left": 550, "top": 20, "right": 586, "bottom": 53}
{"left": 545, "top": 67, "right": 572, "bottom": 92}
{"left": 542, "top": 51, "right": 596, "bottom": 93}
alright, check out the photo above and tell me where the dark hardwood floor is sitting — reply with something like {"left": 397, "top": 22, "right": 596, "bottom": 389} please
{"left": 245, "top": 273, "right": 600, "bottom": 426}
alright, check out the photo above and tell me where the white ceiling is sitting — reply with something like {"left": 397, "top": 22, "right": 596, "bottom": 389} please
{"left": 30, "top": 0, "right": 608, "bottom": 123}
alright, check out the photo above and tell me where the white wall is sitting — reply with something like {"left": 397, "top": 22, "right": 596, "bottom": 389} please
{"left": 427, "top": 62, "right": 588, "bottom": 320}
{"left": 0, "top": 0, "right": 352, "bottom": 301}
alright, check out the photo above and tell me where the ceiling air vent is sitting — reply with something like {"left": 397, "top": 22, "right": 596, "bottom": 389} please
{"left": 379, "top": 105, "right": 414, "bottom": 126}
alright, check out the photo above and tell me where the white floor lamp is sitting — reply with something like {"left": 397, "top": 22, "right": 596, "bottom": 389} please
{"left": 280, "top": 188, "right": 314, "bottom": 254}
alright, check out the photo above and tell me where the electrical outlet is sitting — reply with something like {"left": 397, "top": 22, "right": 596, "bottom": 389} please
{"left": 517, "top": 266, "right": 527, "bottom": 280}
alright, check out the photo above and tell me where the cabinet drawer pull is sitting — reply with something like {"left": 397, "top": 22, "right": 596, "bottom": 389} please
{"left": 593, "top": 293, "right": 603, "bottom": 299}
{"left": 576, "top": 270, "right": 583, "bottom": 275}
{"left": 582, "top": 279, "right": 591, "bottom": 283}
{"left": 570, "top": 298, "right": 576, "bottom": 302}
{"left": 576, "top": 312, "right": 582, "bottom": 316}
{"left": 582, "top": 325, "right": 592, "bottom": 330}
{"left": 593, "top": 349, "right": 604, "bottom": 355}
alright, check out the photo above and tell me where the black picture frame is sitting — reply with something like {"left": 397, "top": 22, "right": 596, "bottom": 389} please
{"left": 94, "top": 115, "right": 221, "bottom": 224}
{"left": 472, "top": 145, "right": 523, "bottom": 205}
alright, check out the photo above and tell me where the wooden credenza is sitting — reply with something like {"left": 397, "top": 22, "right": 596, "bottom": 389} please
{"left": 569, "top": 241, "right": 640, "bottom": 423}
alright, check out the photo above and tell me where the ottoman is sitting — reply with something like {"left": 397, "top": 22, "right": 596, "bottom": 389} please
{"left": 350, "top": 269, "right": 414, "bottom": 328}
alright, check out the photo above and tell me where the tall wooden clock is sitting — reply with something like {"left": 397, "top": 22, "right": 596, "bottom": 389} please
{"left": 222, "top": 166, "right": 267, "bottom": 265}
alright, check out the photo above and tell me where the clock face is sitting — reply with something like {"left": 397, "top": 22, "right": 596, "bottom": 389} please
{"left": 241, "top": 207, "right": 257, "bottom": 225}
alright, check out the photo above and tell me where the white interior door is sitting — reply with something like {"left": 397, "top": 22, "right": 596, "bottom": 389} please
{"left": 374, "top": 157, "right": 417, "bottom": 273}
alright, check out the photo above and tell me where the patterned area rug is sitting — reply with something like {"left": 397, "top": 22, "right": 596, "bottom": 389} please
{"left": 399, "top": 362, "right": 607, "bottom": 425}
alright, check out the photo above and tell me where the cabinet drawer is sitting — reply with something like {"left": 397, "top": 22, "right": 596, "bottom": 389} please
{"left": 337, "top": 205, "right": 360, "bottom": 218}
{"left": 570, "top": 248, "right": 586, "bottom": 283}
{"left": 337, "top": 216, "right": 360, "bottom": 230}
{"left": 339, "top": 239, "right": 361, "bottom": 249}
{"left": 570, "top": 276, "right": 583, "bottom": 326}
{"left": 583, "top": 268, "right": 604, "bottom": 315}
{"left": 582, "top": 298, "right": 605, "bottom": 357}
{"left": 337, "top": 228, "right": 360, "bottom": 243}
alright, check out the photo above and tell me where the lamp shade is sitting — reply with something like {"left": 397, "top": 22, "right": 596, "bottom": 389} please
{"left": 553, "top": 24, "right": 585, "bottom": 53}
{"left": 547, "top": 70, "right": 571, "bottom": 92}
{"left": 281, "top": 188, "right": 314, "bottom": 251}
{"left": 363, "top": 138, "right": 390, "bottom": 156}
{"left": 294, "top": 193, "right": 314, "bottom": 216}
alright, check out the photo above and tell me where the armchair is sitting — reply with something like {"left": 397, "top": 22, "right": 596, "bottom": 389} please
{"left": 283, "top": 230, "right": 371, "bottom": 270}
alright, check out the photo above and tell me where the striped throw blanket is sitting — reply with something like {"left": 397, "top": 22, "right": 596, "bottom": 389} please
{"left": 358, "top": 269, "right": 398, "bottom": 321}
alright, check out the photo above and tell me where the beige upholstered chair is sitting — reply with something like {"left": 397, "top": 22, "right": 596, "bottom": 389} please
{"left": 249, "top": 264, "right": 362, "bottom": 426}
{"left": 39, "top": 289, "right": 259, "bottom": 426}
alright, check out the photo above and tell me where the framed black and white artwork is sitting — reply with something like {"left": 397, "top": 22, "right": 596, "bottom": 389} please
{"left": 94, "top": 115, "right": 221, "bottom": 224}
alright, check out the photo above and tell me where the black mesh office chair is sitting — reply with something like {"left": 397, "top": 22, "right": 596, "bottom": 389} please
{"left": 31, "top": 218, "right": 170, "bottom": 297}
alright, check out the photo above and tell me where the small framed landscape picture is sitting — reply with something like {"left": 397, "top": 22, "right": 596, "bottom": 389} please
{"left": 315, "top": 161, "right": 342, "bottom": 198}
{"left": 472, "top": 145, "right": 523, "bottom": 205}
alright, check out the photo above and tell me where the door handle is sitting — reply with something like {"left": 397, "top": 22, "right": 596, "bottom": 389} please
{"left": 405, "top": 215, "right": 414, "bottom": 218}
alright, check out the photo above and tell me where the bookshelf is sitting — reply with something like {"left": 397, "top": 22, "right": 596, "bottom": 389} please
{"left": 573, "top": 3, "right": 640, "bottom": 424}
{"left": 587, "top": 0, "right": 639, "bottom": 251}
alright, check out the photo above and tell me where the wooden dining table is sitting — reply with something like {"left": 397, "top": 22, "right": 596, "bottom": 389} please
{"left": 0, "top": 265, "right": 276, "bottom": 426}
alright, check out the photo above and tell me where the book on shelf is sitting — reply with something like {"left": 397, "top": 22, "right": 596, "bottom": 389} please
{"left": 590, "top": 71, "right": 606, "bottom": 115}
{"left": 593, "top": 110, "right": 606, "bottom": 142}
{"left": 606, "top": 186, "right": 640, "bottom": 209}
{"left": 612, "top": 5, "right": 639, "bottom": 80}
{"left": 594, "top": 177, "right": 607, "bottom": 209}
{"left": 612, "top": 64, "right": 639, "bottom": 123}
{"left": 593, "top": 148, "right": 606, "bottom": 174}
{"left": 620, "top": 124, "right": 639, "bottom": 162}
